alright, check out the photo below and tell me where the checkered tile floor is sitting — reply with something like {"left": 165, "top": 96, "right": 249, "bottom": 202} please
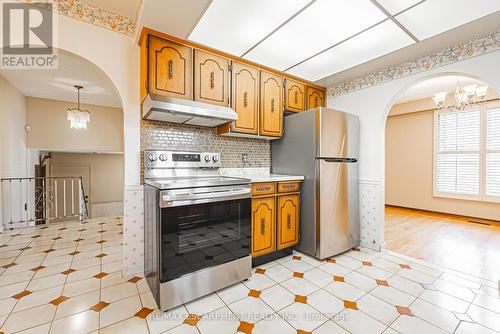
{"left": 0, "top": 218, "right": 499, "bottom": 333}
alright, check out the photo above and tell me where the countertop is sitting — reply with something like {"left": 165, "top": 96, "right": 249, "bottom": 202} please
{"left": 220, "top": 167, "right": 304, "bottom": 183}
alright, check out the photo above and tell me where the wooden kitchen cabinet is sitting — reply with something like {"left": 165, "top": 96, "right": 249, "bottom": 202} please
{"left": 251, "top": 197, "right": 276, "bottom": 257}
{"left": 277, "top": 194, "right": 299, "bottom": 250}
{"left": 260, "top": 71, "right": 283, "bottom": 137}
{"left": 285, "top": 79, "right": 305, "bottom": 112}
{"left": 229, "top": 62, "right": 259, "bottom": 134}
{"left": 148, "top": 35, "right": 192, "bottom": 100}
{"left": 307, "top": 86, "right": 325, "bottom": 109}
{"left": 194, "top": 49, "right": 230, "bottom": 107}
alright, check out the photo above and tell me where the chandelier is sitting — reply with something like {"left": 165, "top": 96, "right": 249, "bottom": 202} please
{"left": 432, "top": 80, "right": 488, "bottom": 111}
{"left": 67, "top": 85, "right": 91, "bottom": 129}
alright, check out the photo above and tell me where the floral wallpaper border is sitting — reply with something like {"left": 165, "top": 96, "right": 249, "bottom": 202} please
{"left": 327, "top": 31, "right": 500, "bottom": 97}
{"left": 26, "top": 0, "right": 136, "bottom": 36}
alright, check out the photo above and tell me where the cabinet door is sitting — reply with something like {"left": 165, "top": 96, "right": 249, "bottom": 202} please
{"left": 307, "top": 87, "right": 325, "bottom": 109}
{"left": 277, "top": 195, "right": 299, "bottom": 250}
{"left": 194, "top": 50, "right": 229, "bottom": 106}
{"left": 260, "top": 71, "right": 283, "bottom": 137}
{"left": 285, "top": 79, "right": 305, "bottom": 112}
{"left": 231, "top": 62, "right": 259, "bottom": 134}
{"left": 252, "top": 197, "right": 276, "bottom": 257}
{"left": 148, "top": 36, "right": 192, "bottom": 100}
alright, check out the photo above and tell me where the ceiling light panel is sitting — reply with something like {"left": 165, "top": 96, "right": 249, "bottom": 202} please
{"left": 287, "top": 20, "right": 414, "bottom": 82}
{"left": 396, "top": 0, "right": 500, "bottom": 40}
{"left": 188, "top": 0, "right": 312, "bottom": 56}
{"left": 244, "top": 0, "right": 386, "bottom": 71}
{"left": 375, "top": 0, "right": 422, "bottom": 15}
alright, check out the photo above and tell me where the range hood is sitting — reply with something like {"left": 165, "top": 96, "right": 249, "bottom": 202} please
{"left": 142, "top": 94, "right": 238, "bottom": 127}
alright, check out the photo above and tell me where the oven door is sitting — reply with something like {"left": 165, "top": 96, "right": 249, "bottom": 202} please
{"left": 159, "top": 185, "right": 251, "bottom": 283}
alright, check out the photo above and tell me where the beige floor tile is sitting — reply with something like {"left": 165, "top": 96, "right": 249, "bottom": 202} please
{"left": 280, "top": 259, "right": 314, "bottom": 273}
{"left": 50, "top": 310, "right": 99, "bottom": 334}
{"left": 2, "top": 304, "right": 56, "bottom": 333}
{"left": 387, "top": 275, "right": 425, "bottom": 297}
{"left": 467, "top": 304, "right": 500, "bottom": 332}
{"left": 345, "top": 250, "right": 378, "bottom": 262}
{"left": 370, "top": 286, "right": 416, "bottom": 307}
{"left": 66, "top": 265, "right": 101, "bottom": 283}
{"left": 371, "top": 258, "right": 403, "bottom": 273}
{"left": 100, "top": 271, "right": 128, "bottom": 288}
{"left": 356, "top": 294, "right": 399, "bottom": 325}
{"left": 242, "top": 272, "right": 276, "bottom": 291}
{"left": 100, "top": 295, "right": 142, "bottom": 328}
{"left": 455, "top": 321, "right": 500, "bottom": 334}
{"left": 410, "top": 299, "right": 459, "bottom": 332}
{"left": 101, "top": 281, "right": 138, "bottom": 303}
{"left": 0, "top": 270, "right": 34, "bottom": 287}
{"left": 185, "top": 293, "right": 225, "bottom": 316}
{"left": 397, "top": 269, "right": 436, "bottom": 285}
{"left": 317, "top": 262, "right": 352, "bottom": 276}
{"left": 63, "top": 277, "right": 100, "bottom": 297}
{"left": 102, "top": 260, "right": 122, "bottom": 273}
{"left": 42, "top": 255, "right": 73, "bottom": 266}
{"left": 334, "top": 309, "right": 386, "bottom": 334}
{"left": 307, "top": 289, "right": 344, "bottom": 318}
{"left": 473, "top": 293, "right": 500, "bottom": 314}
{"left": 259, "top": 284, "right": 295, "bottom": 311}
{"left": 440, "top": 273, "right": 482, "bottom": 289}
{"left": 303, "top": 268, "right": 334, "bottom": 288}
{"left": 356, "top": 265, "right": 393, "bottom": 280}
{"left": 0, "top": 281, "right": 29, "bottom": 300}
{"left": 0, "top": 297, "right": 17, "bottom": 316}
{"left": 197, "top": 306, "right": 239, "bottom": 334}
{"left": 313, "top": 320, "right": 349, "bottom": 334}
{"left": 139, "top": 290, "right": 158, "bottom": 310}
{"left": 344, "top": 271, "right": 378, "bottom": 292}
{"left": 27, "top": 274, "right": 66, "bottom": 292}
{"left": 264, "top": 264, "right": 293, "bottom": 283}
{"left": 278, "top": 302, "right": 327, "bottom": 332}
{"left": 216, "top": 282, "right": 250, "bottom": 305}
{"left": 162, "top": 323, "right": 199, "bottom": 334}
{"left": 280, "top": 277, "right": 320, "bottom": 296}
{"left": 14, "top": 285, "right": 63, "bottom": 312}
{"left": 323, "top": 281, "right": 365, "bottom": 301}
{"left": 252, "top": 314, "right": 296, "bottom": 334}
{"left": 391, "top": 315, "right": 448, "bottom": 334}
{"left": 55, "top": 290, "right": 100, "bottom": 320}
{"left": 147, "top": 305, "right": 188, "bottom": 334}
{"left": 228, "top": 296, "right": 274, "bottom": 324}
{"left": 100, "top": 316, "right": 149, "bottom": 334}
{"left": 15, "top": 322, "right": 51, "bottom": 334}
{"left": 33, "top": 262, "right": 71, "bottom": 279}
{"left": 419, "top": 290, "right": 470, "bottom": 313}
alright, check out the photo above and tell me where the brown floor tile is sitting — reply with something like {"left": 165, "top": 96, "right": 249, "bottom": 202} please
{"left": 326, "top": 258, "right": 336, "bottom": 263}
{"left": 376, "top": 280, "right": 389, "bottom": 286}
{"left": 292, "top": 255, "right": 301, "bottom": 260}
{"left": 50, "top": 296, "right": 70, "bottom": 305}
{"left": 362, "top": 261, "right": 372, "bottom": 266}
{"left": 95, "top": 253, "right": 107, "bottom": 258}
{"left": 2, "top": 263, "right": 17, "bottom": 269}
{"left": 183, "top": 314, "right": 201, "bottom": 326}
{"left": 255, "top": 268, "right": 266, "bottom": 274}
{"left": 237, "top": 321, "right": 254, "bottom": 334}
{"left": 333, "top": 276, "right": 345, "bottom": 282}
{"left": 12, "top": 290, "right": 32, "bottom": 299}
{"left": 61, "top": 268, "right": 77, "bottom": 275}
{"left": 127, "top": 276, "right": 142, "bottom": 283}
{"left": 248, "top": 290, "right": 261, "bottom": 298}
{"left": 69, "top": 251, "right": 80, "bottom": 256}
{"left": 295, "top": 295, "right": 307, "bottom": 304}
{"left": 31, "top": 265, "right": 46, "bottom": 271}
{"left": 293, "top": 272, "right": 304, "bottom": 278}
{"left": 396, "top": 306, "right": 414, "bottom": 316}
{"left": 43, "top": 249, "right": 55, "bottom": 253}
{"left": 90, "top": 301, "right": 110, "bottom": 312}
{"left": 399, "top": 264, "right": 411, "bottom": 269}
{"left": 135, "top": 307, "right": 154, "bottom": 319}
{"left": 97, "top": 240, "right": 107, "bottom": 244}
{"left": 297, "top": 330, "right": 312, "bottom": 334}
{"left": 344, "top": 300, "right": 358, "bottom": 310}
{"left": 94, "top": 272, "right": 109, "bottom": 279}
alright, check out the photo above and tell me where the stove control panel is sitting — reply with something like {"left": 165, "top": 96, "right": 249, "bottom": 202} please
{"left": 144, "top": 150, "right": 221, "bottom": 169}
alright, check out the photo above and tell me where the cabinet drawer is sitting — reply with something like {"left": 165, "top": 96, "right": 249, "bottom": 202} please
{"left": 277, "top": 181, "right": 300, "bottom": 193}
{"left": 252, "top": 182, "right": 276, "bottom": 196}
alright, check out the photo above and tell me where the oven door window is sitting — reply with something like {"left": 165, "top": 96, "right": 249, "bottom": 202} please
{"left": 160, "top": 198, "right": 251, "bottom": 282}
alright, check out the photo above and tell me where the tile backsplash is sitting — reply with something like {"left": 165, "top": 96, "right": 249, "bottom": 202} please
{"left": 141, "top": 120, "right": 271, "bottom": 168}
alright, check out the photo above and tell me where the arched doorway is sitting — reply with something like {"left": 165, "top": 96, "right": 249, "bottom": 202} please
{"left": 382, "top": 72, "right": 500, "bottom": 280}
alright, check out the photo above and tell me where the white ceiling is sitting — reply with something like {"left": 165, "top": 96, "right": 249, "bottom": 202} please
{"left": 183, "top": 0, "right": 500, "bottom": 82}
{"left": 0, "top": 51, "right": 122, "bottom": 108}
{"left": 395, "top": 75, "right": 488, "bottom": 103}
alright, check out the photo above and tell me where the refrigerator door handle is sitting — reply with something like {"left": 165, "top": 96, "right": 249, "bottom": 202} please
{"left": 316, "top": 157, "right": 358, "bottom": 163}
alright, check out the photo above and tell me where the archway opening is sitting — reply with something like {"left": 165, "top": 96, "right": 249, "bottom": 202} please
{"left": 0, "top": 48, "right": 125, "bottom": 229}
{"left": 382, "top": 73, "right": 500, "bottom": 280}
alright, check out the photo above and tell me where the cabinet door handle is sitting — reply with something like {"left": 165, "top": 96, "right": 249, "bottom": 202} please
{"left": 287, "top": 214, "right": 292, "bottom": 229}
{"left": 294, "top": 91, "right": 298, "bottom": 104}
{"left": 256, "top": 186, "right": 271, "bottom": 191}
{"left": 168, "top": 60, "right": 174, "bottom": 79}
{"left": 260, "top": 218, "right": 266, "bottom": 235}
{"left": 243, "top": 92, "right": 248, "bottom": 107}
{"left": 271, "top": 98, "right": 275, "bottom": 113}
{"left": 210, "top": 71, "right": 215, "bottom": 89}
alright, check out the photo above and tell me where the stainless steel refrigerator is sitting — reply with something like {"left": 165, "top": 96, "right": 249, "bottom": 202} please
{"left": 272, "top": 107, "right": 360, "bottom": 259}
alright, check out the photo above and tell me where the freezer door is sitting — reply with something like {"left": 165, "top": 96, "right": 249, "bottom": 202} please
{"left": 316, "top": 159, "right": 359, "bottom": 259}
{"left": 317, "top": 108, "right": 359, "bottom": 159}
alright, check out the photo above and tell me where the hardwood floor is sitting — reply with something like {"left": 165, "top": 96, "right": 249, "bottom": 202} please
{"left": 385, "top": 205, "right": 500, "bottom": 281}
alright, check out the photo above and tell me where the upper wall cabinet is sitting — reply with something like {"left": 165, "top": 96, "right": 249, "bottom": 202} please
{"left": 285, "top": 79, "right": 305, "bottom": 112}
{"left": 260, "top": 71, "right": 283, "bottom": 137}
{"left": 307, "top": 87, "right": 325, "bottom": 109}
{"left": 194, "top": 50, "right": 230, "bottom": 107}
{"left": 148, "top": 36, "right": 192, "bottom": 100}
{"left": 230, "top": 62, "right": 259, "bottom": 135}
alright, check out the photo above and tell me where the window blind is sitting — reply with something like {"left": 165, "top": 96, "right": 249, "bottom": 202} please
{"left": 486, "top": 108, "right": 500, "bottom": 198}
{"left": 435, "top": 110, "right": 480, "bottom": 196}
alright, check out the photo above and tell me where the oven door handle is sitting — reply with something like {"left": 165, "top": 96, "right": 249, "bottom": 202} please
{"left": 160, "top": 187, "right": 251, "bottom": 207}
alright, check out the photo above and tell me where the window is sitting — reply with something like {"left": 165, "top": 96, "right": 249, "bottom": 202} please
{"left": 434, "top": 102, "right": 500, "bottom": 202}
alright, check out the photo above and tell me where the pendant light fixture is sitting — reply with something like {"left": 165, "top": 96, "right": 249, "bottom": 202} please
{"left": 67, "top": 85, "right": 91, "bottom": 129}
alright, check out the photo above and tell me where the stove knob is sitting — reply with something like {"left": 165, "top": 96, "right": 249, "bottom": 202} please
{"left": 204, "top": 155, "right": 211, "bottom": 163}
{"left": 159, "top": 154, "right": 168, "bottom": 161}
{"left": 212, "top": 155, "right": 219, "bottom": 163}
{"left": 148, "top": 153, "right": 157, "bottom": 162}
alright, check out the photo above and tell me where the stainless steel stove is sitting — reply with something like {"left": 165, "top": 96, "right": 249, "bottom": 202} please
{"left": 143, "top": 150, "right": 252, "bottom": 311}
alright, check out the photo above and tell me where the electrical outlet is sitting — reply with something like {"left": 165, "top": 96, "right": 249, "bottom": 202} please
{"left": 241, "top": 153, "right": 248, "bottom": 163}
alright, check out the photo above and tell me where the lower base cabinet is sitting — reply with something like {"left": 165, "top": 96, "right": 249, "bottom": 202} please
{"left": 251, "top": 181, "right": 301, "bottom": 258}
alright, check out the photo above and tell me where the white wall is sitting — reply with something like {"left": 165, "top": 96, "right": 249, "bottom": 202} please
{"left": 328, "top": 50, "right": 500, "bottom": 250}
